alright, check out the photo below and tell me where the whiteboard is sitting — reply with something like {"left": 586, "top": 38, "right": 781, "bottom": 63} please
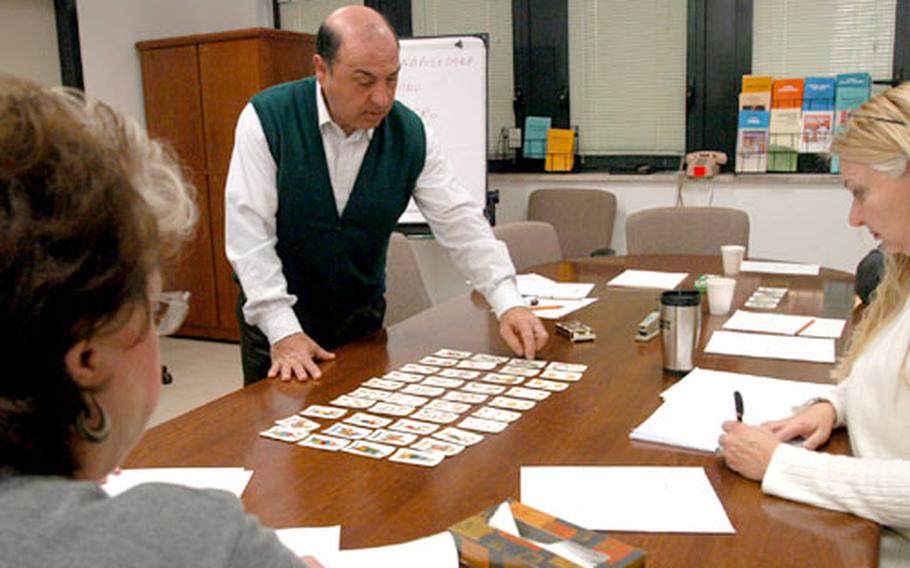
{"left": 395, "top": 35, "right": 488, "bottom": 224}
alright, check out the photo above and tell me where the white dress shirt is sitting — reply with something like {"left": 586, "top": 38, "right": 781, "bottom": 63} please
{"left": 225, "top": 81, "right": 521, "bottom": 344}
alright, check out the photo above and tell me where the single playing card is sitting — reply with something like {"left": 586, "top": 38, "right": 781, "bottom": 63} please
{"left": 470, "top": 353, "right": 510, "bottom": 364}
{"left": 425, "top": 399, "right": 471, "bottom": 414}
{"left": 443, "top": 391, "right": 488, "bottom": 404}
{"left": 367, "top": 429, "right": 418, "bottom": 446}
{"left": 275, "top": 415, "right": 321, "bottom": 430}
{"left": 330, "top": 395, "right": 375, "bottom": 409}
{"left": 411, "top": 437, "right": 465, "bottom": 456}
{"left": 383, "top": 370, "right": 425, "bottom": 383}
{"left": 498, "top": 365, "right": 540, "bottom": 377}
{"left": 539, "top": 369, "right": 582, "bottom": 382}
{"left": 434, "top": 348, "right": 472, "bottom": 359}
{"left": 488, "top": 396, "right": 536, "bottom": 411}
{"left": 433, "top": 426, "right": 484, "bottom": 446}
{"left": 299, "top": 405, "right": 347, "bottom": 419}
{"left": 526, "top": 378, "right": 571, "bottom": 391}
{"left": 399, "top": 363, "right": 440, "bottom": 374}
{"left": 389, "top": 448, "right": 445, "bottom": 467}
{"left": 343, "top": 412, "right": 393, "bottom": 429}
{"left": 368, "top": 402, "right": 416, "bottom": 416}
{"left": 419, "top": 356, "right": 458, "bottom": 367}
{"left": 437, "top": 368, "right": 481, "bottom": 379}
{"left": 298, "top": 434, "right": 350, "bottom": 451}
{"left": 347, "top": 387, "right": 392, "bottom": 401}
{"left": 546, "top": 361, "right": 588, "bottom": 373}
{"left": 362, "top": 377, "right": 405, "bottom": 391}
{"left": 323, "top": 423, "right": 372, "bottom": 440}
{"left": 458, "top": 416, "right": 509, "bottom": 433}
{"left": 401, "top": 384, "right": 445, "bottom": 397}
{"left": 507, "top": 358, "right": 548, "bottom": 369}
{"left": 421, "top": 376, "right": 465, "bottom": 388}
{"left": 385, "top": 393, "right": 429, "bottom": 407}
{"left": 505, "top": 386, "right": 551, "bottom": 401}
{"left": 388, "top": 418, "right": 439, "bottom": 435}
{"left": 259, "top": 425, "right": 311, "bottom": 443}
{"left": 745, "top": 298, "right": 779, "bottom": 309}
{"left": 411, "top": 408, "right": 460, "bottom": 424}
{"left": 481, "top": 373, "right": 525, "bottom": 385}
{"left": 756, "top": 286, "right": 788, "bottom": 297}
{"left": 462, "top": 382, "right": 507, "bottom": 395}
{"left": 342, "top": 440, "right": 395, "bottom": 459}
{"left": 472, "top": 406, "right": 521, "bottom": 423}
{"left": 456, "top": 359, "right": 498, "bottom": 370}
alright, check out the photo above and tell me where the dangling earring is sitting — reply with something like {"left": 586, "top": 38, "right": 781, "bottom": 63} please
{"left": 77, "top": 392, "right": 110, "bottom": 443}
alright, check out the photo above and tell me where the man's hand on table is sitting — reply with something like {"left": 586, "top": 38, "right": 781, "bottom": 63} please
{"left": 269, "top": 331, "right": 336, "bottom": 381}
{"left": 499, "top": 306, "right": 549, "bottom": 359}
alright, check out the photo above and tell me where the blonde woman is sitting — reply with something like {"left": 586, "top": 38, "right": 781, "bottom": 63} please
{"left": 719, "top": 82, "right": 910, "bottom": 566}
{"left": 0, "top": 75, "right": 302, "bottom": 566}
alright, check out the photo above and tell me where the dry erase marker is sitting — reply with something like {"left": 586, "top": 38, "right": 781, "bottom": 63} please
{"left": 734, "top": 390, "right": 744, "bottom": 422}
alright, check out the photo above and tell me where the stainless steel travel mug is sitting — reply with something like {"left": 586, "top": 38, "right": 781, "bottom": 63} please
{"left": 660, "top": 290, "right": 702, "bottom": 374}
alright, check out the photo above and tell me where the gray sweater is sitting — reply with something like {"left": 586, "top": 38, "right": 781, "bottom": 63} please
{"left": 0, "top": 476, "right": 300, "bottom": 567}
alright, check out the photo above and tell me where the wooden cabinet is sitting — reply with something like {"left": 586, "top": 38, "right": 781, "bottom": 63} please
{"left": 137, "top": 28, "right": 315, "bottom": 340}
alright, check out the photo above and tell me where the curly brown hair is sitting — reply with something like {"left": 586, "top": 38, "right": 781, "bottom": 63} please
{"left": 0, "top": 74, "right": 197, "bottom": 476}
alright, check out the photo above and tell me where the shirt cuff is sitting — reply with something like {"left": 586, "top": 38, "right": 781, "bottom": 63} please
{"left": 258, "top": 307, "right": 303, "bottom": 345}
{"left": 761, "top": 442, "right": 812, "bottom": 499}
{"left": 486, "top": 278, "right": 523, "bottom": 318}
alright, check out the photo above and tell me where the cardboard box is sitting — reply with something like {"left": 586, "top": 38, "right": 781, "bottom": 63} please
{"left": 449, "top": 500, "right": 646, "bottom": 568}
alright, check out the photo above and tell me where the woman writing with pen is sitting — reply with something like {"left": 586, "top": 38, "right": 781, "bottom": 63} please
{"left": 718, "top": 82, "right": 910, "bottom": 566}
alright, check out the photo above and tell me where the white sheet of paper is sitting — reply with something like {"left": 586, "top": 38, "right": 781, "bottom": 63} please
{"left": 723, "top": 310, "right": 845, "bottom": 338}
{"left": 101, "top": 467, "right": 253, "bottom": 498}
{"left": 740, "top": 260, "right": 820, "bottom": 275}
{"left": 705, "top": 330, "right": 835, "bottom": 363}
{"left": 517, "top": 274, "right": 595, "bottom": 300}
{"left": 312, "top": 531, "right": 459, "bottom": 568}
{"left": 521, "top": 466, "right": 735, "bottom": 533}
{"left": 606, "top": 269, "right": 688, "bottom": 290}
{"left": 529, "top": 298, "right": 598, "bottom": 319}
{"left": 275, "top": 526, "right": 341, "bottom": 558}
{"left": 631, "top": 368, "right": 833, "bottom": 452}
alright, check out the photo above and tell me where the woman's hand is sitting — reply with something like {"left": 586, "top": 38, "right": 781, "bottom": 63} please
{"left": 718, "top": 422, "right": 780, "bottom": 481}
{"left": 763, "top": 400, "right": 837, "bottom": 450}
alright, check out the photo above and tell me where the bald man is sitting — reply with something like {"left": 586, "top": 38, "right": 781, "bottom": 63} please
{"left": 226, "top": 6, "right": 547, "bottom": 385}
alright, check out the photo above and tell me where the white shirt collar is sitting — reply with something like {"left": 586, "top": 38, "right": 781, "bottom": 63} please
{"left": 315, "top": 81, "right": 374, "bottom": 141}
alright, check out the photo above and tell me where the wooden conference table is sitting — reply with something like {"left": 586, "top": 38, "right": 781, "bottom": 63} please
{"left": 127, "top": 255, "right": 878, "bottom": 567}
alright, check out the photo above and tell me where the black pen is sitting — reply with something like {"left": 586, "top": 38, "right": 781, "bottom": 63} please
{"left": 734, "top": 390, "right": 744, "bottom": 422}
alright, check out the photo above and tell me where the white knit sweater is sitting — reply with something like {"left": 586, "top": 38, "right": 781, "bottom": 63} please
{"left": 763, "top": 295, "right": 910, "bottom": 566}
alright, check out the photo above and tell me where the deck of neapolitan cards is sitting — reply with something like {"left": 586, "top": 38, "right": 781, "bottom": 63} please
{"left": 258, "top": 349, "right": 588, "bottom": 467}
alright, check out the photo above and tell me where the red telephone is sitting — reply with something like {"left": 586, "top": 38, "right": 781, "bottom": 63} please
{"left": 685, "top": 151, "right": 727, "bottom": 178}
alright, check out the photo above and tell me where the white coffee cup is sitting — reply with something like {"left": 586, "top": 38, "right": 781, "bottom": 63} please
{"left": 721, "top": 245, "right": 746, "bottom": 275}
{"left": 707, "top": 277, "right": 737, "bottom": 316}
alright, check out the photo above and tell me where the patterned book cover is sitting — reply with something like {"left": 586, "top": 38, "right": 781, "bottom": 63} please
{"left": 772, "top": 78, "right": 804, "bottom": 109}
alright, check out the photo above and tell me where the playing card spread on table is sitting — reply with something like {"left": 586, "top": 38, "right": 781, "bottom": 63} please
{"left": 507, "top": 358, "right": 548, "bottom": 369}
{"left": 402, "top": 384, "right": 445, "bottom": 397}
{"left": 437, "top": 368, "right": 481, "bottom": 379}
{"left": 539, "top": 369, "right": 583, "bottom": 382}
{"left": 389, "top": 418, "right": 439, "bottom": 435}
{"left": 505, "top": 387, "right": 551, "bottom": 401}
{"left": 399, "top": 363, "right": 440, "bottom": 374}
{"left": 421, "top": 376, "right": 465, "bottom": 389}
{"left": 275, "top": 415, "right": 321, "bottom": 431}
{"left": 299, "top": 434, "right": 350, "bottom": 451}
{"left": 342, "top": 440, "right": 395, "bottom": 459}
{"left": 547, "top": 362, "right": 588, "bottom": 373}
{"left": 498, "top": 365, "right": 541, "bottom": 377}
{"left": 488, "top": 396, "right": 536, "bottom": 411}
{"left": 443, "top": 391, "right": 488, "bottom": 404}
{"left": 425, "top": 399, "right": 471, "bottom": 414}
{"left": 382, "top": 370, "right": 425, "bottom": 383}
{"left": 324, "top": 423, "right": 372, "bottom": 440}
{"left": 419, "top": 356, "right": 459, "bottom": 367}
{"left": 368, "top": 402, "right": 416, "bottom": 416}
{"left": 458, "top": 416, "right": 509, "bottom": 433}
{"left": 367, "top": 429, "right": 418, "bottom": 446}
{"left": 433, "top": 426, "right": 484, "bottom": 446}
{"left": 343, "top": 412, "right": 393, "bottom": 429}
{"left": 472, "top": 407, "right": 521, "bottom": 423}
{"left": 411, "top": 408, "right": 460, "bottom": 424}
{"left": 260, "top": 425, "right": 311, "bottom": 443}
{"left": 389, "top": 448, "right": 446, "bottom": 467}
{"left": 299, "top": 405, "right": 347, "bottom": 419}
{"left": 347, "top": 387, "right": 392, "bottom": 401}
{"left": 385, "top": 392, "right": 429, "bottom": 407}
{"left": 412, "top": 437, "right": 465, "bottom": 456}
{"left": 463, "top": 382, "right": 507, "bottom": 395}
{"left": 434, "top": 348, "right": 472, "bottom": 359}
{"left": 481, "top": 373, "right": 525, "bottom": 385}
{"left": 361, "top": 377, "right": 405, "bottom": 391}
{"left": 456, "top": 359, "right": 498, "bottom": 370}
{"left": 330, "top": 395, "right": 375, "bottom": 409}
{"left": 470, "top": 353, "right": 510, "bottom": 364}
{"left": 525, "top": 378, "right": 570, "bottom": 392}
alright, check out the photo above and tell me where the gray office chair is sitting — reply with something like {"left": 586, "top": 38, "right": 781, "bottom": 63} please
{"left": 625, "top": 206, "right": 750, "bottom": 255}
{"left": 492, "top": 221, "right": 563, "bottom": 272}
{"left": 384, "top": 232, "right": 433, "bottom": 325}
{"left": 528, "top": 188, "right": 617, "bottom": 258}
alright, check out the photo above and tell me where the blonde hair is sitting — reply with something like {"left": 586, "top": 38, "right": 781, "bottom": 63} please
{"left": 831, "top": 82, "right": 910, "bottom": 380}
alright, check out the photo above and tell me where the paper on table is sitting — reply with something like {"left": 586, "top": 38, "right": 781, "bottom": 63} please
{"left": 521, "top": 466, "right": 735, "bottom": 534}
{"left": 308, "top": 531, "right": 459, "bottom": 568}
{"left": 723, "top": 310, "right": 846, "bottom": 338}
{"left": 705, "top": 330, "right": 835, "bottom": 363}
{"left": 101, "top": 467, "right": 253, "bottom": 498}
{"left": 275, "top": 526, "right": 341, "bottom": 558}
{"left": 606, "top": 269, "right": 688, "bottom": 290}
{"left": 740, "top": 260, "right": 820, "bottom": 275}
{"left": 517, "top": 273, "right": 595, "bottom": 300}
{"left": 530, "top": 298, "right": 597, "bottom": 319}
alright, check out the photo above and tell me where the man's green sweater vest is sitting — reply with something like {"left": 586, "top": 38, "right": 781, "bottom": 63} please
{"left": 251, "top": 77, "right": 426, "bottom": 316}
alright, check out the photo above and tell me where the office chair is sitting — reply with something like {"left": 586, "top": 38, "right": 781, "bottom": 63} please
{"left": 528, "top": 188, "right": 617, "bottom": 258}
{"left": 492, "top": 221, "right": 563, "bottom": 272}
{"left": 625, "top": 206, "right": 750, "bottom": 255}
{"left": 384, "top": 232, "right": 433, "bottom": 325}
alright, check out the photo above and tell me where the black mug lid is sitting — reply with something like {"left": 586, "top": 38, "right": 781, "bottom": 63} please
{"left": 660, "top": 290, "right": 701, "bottom": 307}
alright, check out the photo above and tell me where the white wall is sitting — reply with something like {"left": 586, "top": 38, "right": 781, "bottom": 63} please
{"left": 77, "top": 0, "right": 271, "bottom": 126}
{"left": 0, "top": 0, "right": 61, "bottom": 86}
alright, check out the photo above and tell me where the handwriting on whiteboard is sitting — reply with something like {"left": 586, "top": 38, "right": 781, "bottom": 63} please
{"left": 400, "top": 55, "right": 476, "bottom": 69}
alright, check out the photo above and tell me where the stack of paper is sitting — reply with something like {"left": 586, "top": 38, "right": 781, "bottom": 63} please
{"left": 101, "top": 467, "right": 254, "bottom": 497}
{"left": 739, "top": 260, "right": 820, "bottom": 275}
{"left": 723, "top": 310, "right": 846, "bottom": 338}
{"left": 630, "top": 368, "right": 833, "bottom": 453}
{"left": 606, "top": 269, "right": 688, "bottom": 290}
{"left": 517, "top": 273, "right": 597, "bottom": 319}
{"left": 284, "top": 530, "right": 458, "bottom": 567}
{"left": 705, "top": 330, "right": 835, "bottom": 363}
